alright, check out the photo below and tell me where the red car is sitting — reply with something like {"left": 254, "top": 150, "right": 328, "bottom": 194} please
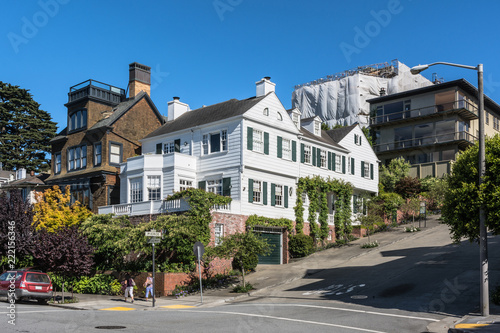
{"left": 0, "top": 270, "right": 53, "bottom": 303}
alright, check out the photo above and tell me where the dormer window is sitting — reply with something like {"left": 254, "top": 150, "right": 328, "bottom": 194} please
{"left": 314, "top": 122, "right": 320, "bottom": 136}
{"left": 292, "top": 113, "right": 299, "bottom": 127}
{"left": 68, "top": 109, "right": 87, "bottom": 132}
{"left": 263, "top": 108, "right": 269, "bottom": 116}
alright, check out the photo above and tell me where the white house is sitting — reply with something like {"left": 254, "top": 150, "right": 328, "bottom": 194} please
{"left": 98, "top": 78, "right": 379, "bottom": 263}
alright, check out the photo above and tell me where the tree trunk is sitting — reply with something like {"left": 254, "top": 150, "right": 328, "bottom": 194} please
{"left": 240, "top": 259, "right": 246, "bottom": 288}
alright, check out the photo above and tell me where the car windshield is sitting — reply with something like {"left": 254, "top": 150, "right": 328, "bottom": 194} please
{"left": 0, "top": 272, "right": 22, "bottom": 281}
{"left": 25, "top": 273, "right": 50, "bottom": 283}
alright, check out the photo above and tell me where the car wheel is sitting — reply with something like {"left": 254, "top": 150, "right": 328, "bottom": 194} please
{"left": 37, "top": 298, "right": 48, "bottom": 305}
{"left": 7, "top": 293, "right": 18, "bottom": 303}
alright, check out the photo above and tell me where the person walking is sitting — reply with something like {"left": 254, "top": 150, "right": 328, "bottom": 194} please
{"left": 124, "top": 275, "right": 135, "bottom": 303}
{"left": 143, "top": 273, "right": 153, "bottom": 301}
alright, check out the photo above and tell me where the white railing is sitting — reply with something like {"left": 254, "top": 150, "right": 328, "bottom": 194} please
{"left": 212, "top": 203, "right": 231, "bottom": 212}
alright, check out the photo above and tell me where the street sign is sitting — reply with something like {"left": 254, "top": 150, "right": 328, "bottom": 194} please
{"left": 148, "top": 237, "right": 161, "bottom": 244}
{"left": 146, "top": 230, "right": 162, "bottom": 237}
{"left": 193, "top": 241, "right": 205, "bottom": 260}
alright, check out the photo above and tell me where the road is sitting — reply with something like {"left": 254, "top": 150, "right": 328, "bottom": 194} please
{"left": 2, "top": 223, "right": 499, "bottom": 332}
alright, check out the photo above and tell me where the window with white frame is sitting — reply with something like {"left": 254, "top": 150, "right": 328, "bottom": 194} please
{"left": 253, "top": 129, "right": 263, "bottom": 153}
{"left": 207, "top": 179, "right": 222, "bottom": 195}
{"left": 335, "top": 155, "right": 342, "bottom": 171}
{"left": 214, "top": 223, "right": 224, "bottom": 246}
{"left": 147, "top": 175, "right": 161, "bottom": 200}
{"left": 253, "top": 180, "right": 262, "bottom": 203}
{"left": 277, "top": 112, "right": 283, "bottom": 121}
{"left": 364, "top": 161, "right": 370, "bottom": 179}
{"left": 110, "top": 143, "right": 121, "bottom": 165}
{"left": 179, "top": 179, "right": 193, "bottom": 191}
{"left": 314, "top": 122, "right": 320, "bottom": 135}
{"left": 304, "top": 145, "right": 311, "bottom": 164}
{"left": 292, "top": 113, "right": 299, "bottom": 127}
{"left": 164, "top": 142, "right": 175, "bottom": 154}
{"left": 202, "top": 130, "right": 228, "bottom": 154}
{"left": 275, "top": 184, "right": 283, "bottom": 207}
{"left": 320, "top": 150, "right": 327, "bottom": 168}
{"left": 130, "top": 177, "right": 143, "bottom": 203}
{"left": 282, "top": 138, "right": 291, "bottom": 160}
{"left": 55, "top": 152, "right": 61, "bottom": 174}
{"left": 67, "top": 145, "right": 87, "bottom": 171}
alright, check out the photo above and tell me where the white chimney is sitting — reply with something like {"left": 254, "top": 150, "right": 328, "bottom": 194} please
{"left": 256, "top": 77, "right": 275, "bottom": 97}
{"left": 167, "top": 97, "right": 190, "bottom": 121}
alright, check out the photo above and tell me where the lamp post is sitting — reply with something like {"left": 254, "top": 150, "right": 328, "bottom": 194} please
{"left": 411, "top": 62, "right": 488, "bottom": 316}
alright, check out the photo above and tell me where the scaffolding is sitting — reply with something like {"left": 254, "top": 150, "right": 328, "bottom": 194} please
{"left": 294, "top": 59, "right": 399, "bottom": 89}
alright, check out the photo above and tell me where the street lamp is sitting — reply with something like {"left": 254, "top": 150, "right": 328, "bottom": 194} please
{"left": 411, "top": 62, "right": 488, "bottom": 316}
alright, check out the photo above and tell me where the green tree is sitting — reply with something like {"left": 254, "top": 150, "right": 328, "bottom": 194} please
{"left": 379, "top": 157, "right": 411, "bottom": 193}
{"left": 442, "top": 135, "right": 500, "bottom": 242}
{"left": 421, "top": 177, "right": 448, "bottom": 211}
{"left": 362, "top": 126, "right": 373, "bottom": 146}
{"left": 0, "top": 81, "right": 57, "bottom": 172}
{"left": 395, "top": 176, "right": 422, "bottom": 199}
{"left": 206, "top": 232, "right": 272, "bottom": 287}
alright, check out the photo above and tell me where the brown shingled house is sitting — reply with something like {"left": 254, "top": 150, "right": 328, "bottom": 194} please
{"left": 45, "top": 63, "right": 165, "bottom": 212}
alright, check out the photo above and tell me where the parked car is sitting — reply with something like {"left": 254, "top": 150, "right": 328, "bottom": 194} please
{"left": 0, "top": 270, "right": 53, "bottom": 303}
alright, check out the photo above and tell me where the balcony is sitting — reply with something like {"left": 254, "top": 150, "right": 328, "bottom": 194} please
{"left": 98, "top": 198, "right": 231, "bottom": 216}
{"left": 374, "top": 131, "right": 477, "bottom": 154}
{"left": 67, "top": 79, "right": 126, "bottom": 106}
{"left": 122, "top": 153, "right": 196, "bottom": 174}
{"left": 371, "top": 100, "right": 478, "bottom": 127}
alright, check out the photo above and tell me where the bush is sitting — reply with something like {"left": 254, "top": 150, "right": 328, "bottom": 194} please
{"left": 48, "top": 273, "right": 122, "bottom": 295}
{"left": 232, "top": 252, "right": 258, "bottom": 272}
{"left": 289, "top": 233, "right": 314, "bottom": 258}
{"left": 361, "top": 240, "right": 379, "bottom": 248}
{"left": 233, "top": 283, "right": 253, "bottom": 293}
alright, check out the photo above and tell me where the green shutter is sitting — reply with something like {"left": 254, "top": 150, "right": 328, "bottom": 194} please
{"left": 174, "top": 139, "right": 181, "bottom": 152}
{"left": 292, "top": 140, "right": 297, "bottom": 162}
{"left": 328, "top": 152, "right": 332, "bottom": 170}
{"left": 156, "top": 143, "right": 162, "bottom": 154}
{"left": 312, "top": 147, "right": 316, "bottom": 166}
{"left": 271, "top": 183, "right": 276, "bottom": 206}
{"left": 361, "top": 161, "right": 365, "bottom": 177}
{"left": 263, "top": 181, "right": 268, "bottom": 205}
{"left": 342, "top": 156, "right": 346, "bottom": 174}
{"left": 353, "top": 195, "right": 358, "bottom": 213}
{"left": 247, "top": 127, "right": 253, "bottom": 150}
{"left": 354, "top": 134, "right": 358, "bottom": 144}
{"left": 284, "top": 185, "right": 289, "bottom": 208}
{"left": 351, "top": 157, "right": 355, "bottom": 174}
{"left": 370, "top": 163, "right": 374, "bottom": 180}
{"left": 277, "top": 136, "right": 282, "bottom": 158}
{"left": 264, "top": 132, "right": 269, "bottom": 155}
{"left": 332, "top": 153, "right": 336, "bottom": 171}
{"left": 198, "top": 181, "right": 206, "bottom": 191}
{"left": 223, "top": 177, "right": 231, "bottom": 197}
{"left": 248, "top": 179, "right": 253, "bottom": 203}
{"left": 301, "top": 143, "right": 305, "bottom": 163}
{"left": 317, "top": 148, "right": 321, "bottom": 167}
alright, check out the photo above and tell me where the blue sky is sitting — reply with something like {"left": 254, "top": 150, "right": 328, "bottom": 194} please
{"left": 2, "top": 0, "right": 500, "bottom": 132}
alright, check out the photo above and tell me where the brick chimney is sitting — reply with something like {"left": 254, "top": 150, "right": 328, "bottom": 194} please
{"left": 129, "top": 62, "right": 151, "bottom": 98}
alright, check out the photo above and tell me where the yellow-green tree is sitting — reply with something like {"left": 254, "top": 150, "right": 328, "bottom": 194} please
{"left": 34, "top": 186, "right": 92, "bottom": 232}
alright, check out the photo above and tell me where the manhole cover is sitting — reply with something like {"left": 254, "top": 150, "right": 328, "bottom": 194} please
{"left": 95, "top": 326, "right": 127, "bottom": 330}
{"left": 351, "top": 295, "right": 368, "bottom": 299}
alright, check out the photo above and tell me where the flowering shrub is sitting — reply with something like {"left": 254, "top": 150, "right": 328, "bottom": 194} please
{"left": 404, "top": 226, "right": 420, "bottom": 233}
{"left": 361, "top": 240, "right": 379, "bottom": 248}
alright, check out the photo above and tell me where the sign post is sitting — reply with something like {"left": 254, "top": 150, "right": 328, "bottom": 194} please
{"left": 145, "top": 230, "right": 162, "bottom": 307}
{"left": 193, "top": 241, "right": 205, "bottom": 304}
{"left": 419, "top": 201, "right": 427, "bottom": 228}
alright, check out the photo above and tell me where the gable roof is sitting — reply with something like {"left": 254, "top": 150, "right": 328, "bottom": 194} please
{"left": 1, "top": 173, "right": 50, "bottom": 188}
{"left": 326, "top": 124, "right": 357, "bottom": 142}
{"left": 51, "top": 91, "right": 163, "bottom": 142}
{"left": 144, "top": 94, "right": 267, "bottom": 139}
{"left": 300, "top": 127, "right": 348, "bottom": 151}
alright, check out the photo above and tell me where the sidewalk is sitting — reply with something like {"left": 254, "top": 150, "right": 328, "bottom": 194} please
{"left": 48, "top": 215, "right": 500, "bottom": 332}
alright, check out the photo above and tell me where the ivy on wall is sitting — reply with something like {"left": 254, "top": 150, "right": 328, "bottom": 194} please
{"left": 246, "top": 214, "right": 294, "bottom": 233}
{"left": 295, "top": 176, "right": 353, "bottom": 241}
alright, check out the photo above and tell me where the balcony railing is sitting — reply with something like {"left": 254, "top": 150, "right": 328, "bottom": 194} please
{"left": 371, "top": 100, "right": 478, "bottom": 126}
{"left": 373, "top": 131, "right": 477, "bottom": 153}
{"left": 68, "top": 79, "right": 126, "bottom": 105}
{"left": 98, "top": 198, "right": 232, "bottom": 216}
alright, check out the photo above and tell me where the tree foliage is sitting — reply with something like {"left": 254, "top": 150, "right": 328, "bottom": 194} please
{"left": 395, "top": 176, "right": 422, "bottom": 199}
{"left": 0, "top": 190, "right": 36, "bottom": 270}
{"left": 32, "top": 225, "right": 94, "bottom": 279}
{"left": 442, "top": 134, "right": 500, "bottom": 242}
{"left": 421, "top": 177, "right": 448, "bottom": 211}
{"left": 33, "top": 186, "right": 92, "bottom": 232}
{"left": 379, "top": 157, "right": 411, "bottom": 193}
{"left": 80, "top": 214, "right": 133, "bottom": 270}
{"left": 0, "top": 81, "right": 57, "bottom": 172}
{"left": 206, "top": 231, "right": 272, "bottom": 287}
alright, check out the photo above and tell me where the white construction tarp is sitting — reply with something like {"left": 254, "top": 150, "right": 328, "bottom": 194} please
{"left": 292, "top": 62, "right": 433, "bottom": 128}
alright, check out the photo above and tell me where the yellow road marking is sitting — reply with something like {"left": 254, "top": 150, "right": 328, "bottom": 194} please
{"left": 100, "top": 307, "right": 136, "bottom": 311}
{"left": 161, "top": 305, "right": 196, "bottom": 309}
{"left": 455, "top": 323, "right": 489, "bottom": 328}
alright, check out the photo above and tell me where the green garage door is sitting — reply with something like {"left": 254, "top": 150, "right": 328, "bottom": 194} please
{"left": 258, "top": 233, "right": 281, "bottom": 265}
